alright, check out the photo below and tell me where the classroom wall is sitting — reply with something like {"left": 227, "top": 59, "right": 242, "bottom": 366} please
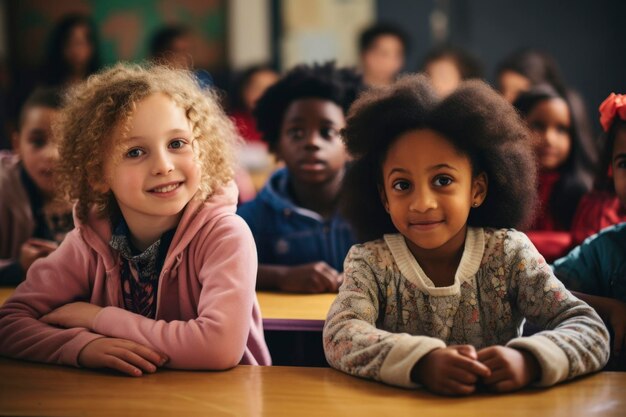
{"left": 8, "top": 0, "right": 227, "bottom": 70}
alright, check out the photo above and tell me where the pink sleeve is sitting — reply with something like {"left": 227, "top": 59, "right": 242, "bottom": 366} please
{"left": 0, "top": 230, "right": 104, "bottom": 366}
{"left": 91, "top": 215, "right": 258, "bottom": 370}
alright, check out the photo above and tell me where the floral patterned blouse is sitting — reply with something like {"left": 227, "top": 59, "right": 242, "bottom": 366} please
{"left": 323, "top": 228, "right": 609, "bottom": 388}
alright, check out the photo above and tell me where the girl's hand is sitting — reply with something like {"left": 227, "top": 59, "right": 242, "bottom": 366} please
{"left": 411, "top": 345, "right": 492, "bottom": 396}
{"left": 605, "top": 299, "right": 626, "bottom": 356}
{"left": 19, "top": 239, "right": 58, "bottom": 271}
{"left": 78, "top": 337, "right": 169, "bottom": 377}
{"left": 477, "top": 346, "right": 540, "bottom": 392}
{"left": 40, "top": 302, "right": 103, "bottom": 330}
{"left": 281, "top": 262, "right": 342, "bottom": 293}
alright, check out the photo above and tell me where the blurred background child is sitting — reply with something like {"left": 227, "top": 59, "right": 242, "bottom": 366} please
{"left": 514, "top": 84, "right": 598, "bottom": 261}
{"left": 238, "top": 62, "right": 361, "bottom": 293}
{"left": 0, "top": 87, "right": 73, "bottom": 285}
{"left": 421, "top": 45, "right": 483, "bottom": 97}
{"left": 569, "top": 93, "right": 626, "bottom": 245}
{"left": 357, "top": 23, "right": 408, "bottom": 88}
{"left": 553, "top": 92, "right": 626, "bottom": 370}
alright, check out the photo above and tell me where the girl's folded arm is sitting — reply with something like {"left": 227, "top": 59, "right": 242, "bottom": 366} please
{"left": 323, "top": 245, "right": 445, "bottom": 388}
{"left": 0, "top": 230, "right": 105, "bottom": 366}
{"left": 504, "top": 231, "right": 610, "bottom": 386}
{"left": 91, "top": 216, "right": 257, "bottom": 370}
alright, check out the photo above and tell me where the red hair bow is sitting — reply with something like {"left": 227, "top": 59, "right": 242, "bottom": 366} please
{"left": 599, "top": 93, "right": 626, "bottom": 132}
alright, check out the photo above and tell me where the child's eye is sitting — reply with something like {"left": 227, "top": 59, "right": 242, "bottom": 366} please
{"left": 169, "top": 139, "right": 186, "bottom": 149}
{"left": 616, "top": 159, "right": 626, "bottom": 169}
{"left": 320, "top": 127, "right": 339, "bottom": 140}
{"left": 28, "top": 136, "right": 47, "bottom": 149}
{"left": 286, "top": 128, "right": 305, "bottom": 140}
{"left": 556, "top": 125, "right": 570, "bottom": 135}
{"left": 126, "top": 148, "right": 144, "bottom": 158}
{"left": 433, "top": 176, "right": 453, "bottom": 187}
{"left": 392, "top": 180, "right": 411, "bottom": 191}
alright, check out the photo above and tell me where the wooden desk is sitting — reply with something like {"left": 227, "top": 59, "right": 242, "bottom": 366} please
{"left": 0, "top": 358, "right": 624, "bottom": 417}
{"left": 256, "top": 291, "right": 335, "bottom": 331}
{"left": 0, "top": 287, "right": 11, "bottom": 306}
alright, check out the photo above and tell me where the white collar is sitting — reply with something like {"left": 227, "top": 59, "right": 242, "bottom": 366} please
{"left": 384, "top": 227, "right": 485, "bottom": 296}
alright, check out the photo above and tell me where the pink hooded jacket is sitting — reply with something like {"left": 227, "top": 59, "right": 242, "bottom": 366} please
{"left": 0, "top": 182, "right": 271, "bottom": 369}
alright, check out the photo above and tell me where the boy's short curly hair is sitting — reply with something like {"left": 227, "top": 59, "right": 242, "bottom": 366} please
{"left": 341, "top": 74, "right": 538, "bottom": 242}
{"left": 55, "top": 63, "right": 238, "bottom": 221}
{"left": 253, "top": 62, "right": 362, "bottom": 151}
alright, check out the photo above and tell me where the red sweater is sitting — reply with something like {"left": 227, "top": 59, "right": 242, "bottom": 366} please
{"left": 528, "top": 171, "right": 572, "bottom": 262}
{"left": 570, "top": 190, "right": 626, "bottom": 245}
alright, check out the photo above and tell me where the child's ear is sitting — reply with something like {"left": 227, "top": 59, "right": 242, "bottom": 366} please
{"left": 471, "top": 172, "right": 488, "bottom": 208}
{"left": 378, "top": 184, "right": 390, "bottom": 213}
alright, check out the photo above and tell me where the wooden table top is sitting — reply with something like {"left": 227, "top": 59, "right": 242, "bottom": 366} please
{"left": 0, "top": 287, "right": 335, "bottom": 331}
{"left": 0, "top": 287, "right": 11, "bottom": 306}
{"left": 0, "top": 358, "right": 624, "bottom": 417}
{"left": 256, "top": 291, "right": 335, "bottom": 331}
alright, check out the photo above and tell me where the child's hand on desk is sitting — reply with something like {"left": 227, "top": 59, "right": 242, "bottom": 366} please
{"left": 19, "top": 238, "right": 58, "bottom": 271}
{"left": 411, "top": 345, "right": 491, "bottom": 396}
{"left": 40, "top": 302, "right": 102, "bottom": 330}
{"left": 280, "top": 262, "right": 342, "bottom": 293}
{"left": 477, "top": 346, "right": 540, "bottom": 392}
{"left": 78, "top": 338, "right": 168, "bottom": 377}
{"left": 605, "top": 299, "right": 626, "bottom": 356}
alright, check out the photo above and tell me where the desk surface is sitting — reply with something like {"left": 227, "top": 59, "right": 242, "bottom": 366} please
{"left": 256, "top": 291, "right": 335, "bottom": 331}
{"left": 0, "top": 358, "right": 624, "bottom": 417}
{"left": 0, "top": 288, "right": 334, "bottom": 331}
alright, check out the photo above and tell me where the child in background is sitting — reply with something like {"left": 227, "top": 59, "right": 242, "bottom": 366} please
{"left": 358, "top": 23, "right": 408, "bottom": 88}
{"left": 569, "top": 93, "right": 626, "bottom": 245}
{"left": 229, "top": 64, "right": 280, "bottom": 196}
{"left": 514, "top": 84, "right": 597, "bottom": 261}
{"left": 0, "top": 64, "right": 271, "bottom": 375}
{"left": 230, "top": 64, "right": 279, "bottom": 144}
{"left": 0, "top": 88, "right": 73, "bottom": 285}
{"left": 41, "top": 14, "right": 101, "bottom": 88}
{"left": 421, "top": 46, "right": 483, "bottom": 98}
{"left": 495, "top": 48, "right": 595, "bottom": 153}
{"left": 553, "top": 92, "right": 626, "bottom": 369}
{"left": 323, "top": 75, "right": 608, "bottom": 395}
{"left": 238, "top": 62, "right": 361, "bottom": 293}
{"left": 148, "top": 25, "right": 212, "bottom": 89}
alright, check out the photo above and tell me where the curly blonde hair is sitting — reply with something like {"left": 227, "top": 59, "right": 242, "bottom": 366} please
{"left": 55, "top": 63, "right": 239, "bottom": 221}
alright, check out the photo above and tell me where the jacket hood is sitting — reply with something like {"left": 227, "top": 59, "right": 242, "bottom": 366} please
{"left": 75, "top": 181, "right": 239, "bottom": 271}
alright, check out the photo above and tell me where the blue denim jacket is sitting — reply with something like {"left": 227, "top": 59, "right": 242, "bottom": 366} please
{"left": 553, "top": 222, "right": 626, "bottom": 302}
{"left": 237, "top": 168, "right": 355, "bottom": 272}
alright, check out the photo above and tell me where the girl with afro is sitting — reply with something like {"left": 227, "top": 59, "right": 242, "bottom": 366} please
{"left": 323, "top": 75, "right": 609, "bottom": 395}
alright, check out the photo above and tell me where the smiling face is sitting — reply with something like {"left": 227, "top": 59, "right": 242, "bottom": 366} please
{"left": 276, "top": 98, "right": 348, "bottom": 185}
{"left": 14, "top": 106, "right": 60, "bottom": 198}
{"left": 101, "top": 93, "right": 201, "bottom": 239}
{"left": 526, "top": 97, "right": 572, "bottom": 171}
{"left": 380, "top": 129, "right": 487, "bottom": 258}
